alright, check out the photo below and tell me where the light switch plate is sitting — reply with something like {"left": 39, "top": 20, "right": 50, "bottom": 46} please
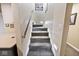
{"left": 5, "top": 24, "right": 9, "bottom": 27}
{"left": 10, "top": 24, "right": 14, "bottom": 28}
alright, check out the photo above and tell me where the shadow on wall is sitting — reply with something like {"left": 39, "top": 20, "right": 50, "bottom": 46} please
{"left": 0, "top": 4, "right": 1, "bottom": 12}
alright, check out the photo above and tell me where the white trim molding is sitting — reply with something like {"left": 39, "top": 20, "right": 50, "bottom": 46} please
{"left": 66, "top": 42, "right": 79, "bottom": 53}
{"left": 48, "top": 28, "right": 57, "bottom": 56}
{"left": 51, "top": 44, "right": 56, "bottom": 56}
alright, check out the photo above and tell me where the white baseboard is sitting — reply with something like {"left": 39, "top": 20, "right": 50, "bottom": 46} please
{"left": 51, "top": 45, "right": 56, "bottom": 56}
{"left": 23, "top": 39, "right": 30, "bottom": 56}
{"left": 48, "top": 28, "right": 57, "bottom": 56}
{"left": 25, "top": 39, "right": 31, "bottom": 56}
{"left": 25, "top": 46, "right": 29, "bottom": 56}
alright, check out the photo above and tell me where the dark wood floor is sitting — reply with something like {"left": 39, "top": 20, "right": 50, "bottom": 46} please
{"left": 0, "top": 44, "right": 18, "bottom": 56}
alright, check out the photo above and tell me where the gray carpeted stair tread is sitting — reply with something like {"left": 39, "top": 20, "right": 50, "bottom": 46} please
{"left": 32, "top": 32, "right": 49, "bottom": 36}
{"left": 31, "top": 38, "right": 50, "bottom": 43}
{"left": 27, "top": 23, "right": 54, "bottom": 56}
{"left": 32, "top": 27, "right": 47, "bottom": 31}
{"left": 29, "top": 42, "right": 51, "bottom": 47}
{"left": 27, "top": 46, "right": 54, "bottom": 56}
{"left": 33, "top": 24, "right": 43, "bottom": 27}
{"left": 27, "top": 50, "right": 54, "bottom": 56}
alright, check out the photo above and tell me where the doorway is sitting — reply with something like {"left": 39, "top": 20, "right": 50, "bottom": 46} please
{"left": 61, "top": 3, "right": 79, "bottom": 56}
{"left": 65, "top": 4, "right": 79, "bottom": 56}
{"left": 60, "top": 3, "right": 73, "bottom": 56}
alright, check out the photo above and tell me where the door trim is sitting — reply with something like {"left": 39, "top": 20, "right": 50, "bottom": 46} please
{"left": 60, "top": 3, "right": 73, "bottom": 56}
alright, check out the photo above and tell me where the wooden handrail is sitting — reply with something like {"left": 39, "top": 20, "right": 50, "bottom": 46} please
{"left": 22, "top": 11, "right": 33, "bottom": 38}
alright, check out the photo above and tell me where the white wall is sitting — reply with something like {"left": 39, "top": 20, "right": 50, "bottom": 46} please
{"left": 52, "top": 3, "right": 66, "bottom": 56}
{"left": 45, "top": 3, "right": 54, "bottom": 20}
{"left": 12, "top": 4, "right": 22, "bottom": 55}
{"left": 44, "top": 4, "right": 54, "bottom": 44}
{"left": 1, "top": 3, "right": 15, "bottom": 33}
{"left": 32, "top": 3, "right": 49, "bottom": 22}
{"left": 16, "top": 3, "right": 33, "bottom": 37}
{"left": 12, "top": 3, "right": 33, "bottom": 55}
{"left": 16, "top": 4, "right": 34, "bottom": 55}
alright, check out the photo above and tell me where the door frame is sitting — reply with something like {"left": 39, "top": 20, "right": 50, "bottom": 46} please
{"left": 60, "top": 3, "right": 73, "bottom": 56}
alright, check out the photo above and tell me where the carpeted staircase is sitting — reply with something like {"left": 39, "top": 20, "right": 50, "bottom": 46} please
{"left": 27, "top": 23, "right": 54, "bottom": 56}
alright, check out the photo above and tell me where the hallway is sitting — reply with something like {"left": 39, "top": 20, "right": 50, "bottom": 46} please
{"left": 0, "top": 3, "right": 79, "bottom": 56}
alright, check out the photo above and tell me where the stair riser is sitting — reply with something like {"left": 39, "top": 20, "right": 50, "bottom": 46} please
{"left": 33, "top": 25, "right": 43, "bottom": 27}
{"left": 32, "top": 28, "right": 47, "bottom": 31}
{"left": 31, "top": 39, "right": 50, "bottom": 43}
{"left": 31, "top": 38, "right": 50, "bottom": 40}
{"left": 32, "top": 33, "right": 48, "bottom": 36}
